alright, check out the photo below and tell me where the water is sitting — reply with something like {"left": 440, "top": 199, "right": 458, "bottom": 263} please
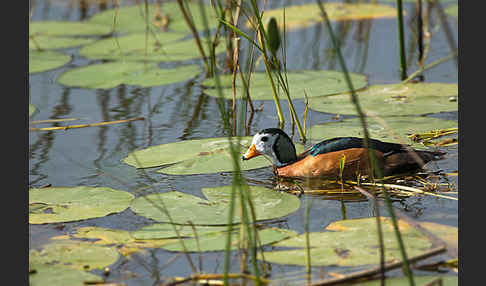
{"left": 29, "top": 0, "right": 458, "bottom": 284}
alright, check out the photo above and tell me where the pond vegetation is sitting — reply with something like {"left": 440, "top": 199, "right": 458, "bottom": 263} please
{"left": 29, "top": 0, "right": 458, "bottom": 285}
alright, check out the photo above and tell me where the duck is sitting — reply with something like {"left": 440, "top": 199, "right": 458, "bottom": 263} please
{"left": 242, "top": 128, "right": 445, "bottom": 179}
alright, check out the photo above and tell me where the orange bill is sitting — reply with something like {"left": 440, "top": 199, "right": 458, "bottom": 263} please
{"left": 242, "top": 144, "right": 261, "bottom": 160}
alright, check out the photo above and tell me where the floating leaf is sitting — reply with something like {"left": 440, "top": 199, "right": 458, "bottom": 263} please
{"left": 29, "top": 186, "right": 134, "bottom": 224}
{"left": 130, "top": 186, "right": 301, "bottom": 225}
{"left": 29, "top": 240, "right": 119, "bottom": 270}
{"left": 202, "top": 70, "right": 368, "bottom": 100}
{"left": 308, "top": 116, "right": 458, "bottom": 147}
{"left": 29, "top": 21, "right": 111, "bottom": 50}
{"left": 29, "top": 36, "right": 97, "bottom": 50}
{"left": 29, "top": 21, "right": 112, "bottom": 37}
{"left": 29, "top": 264, "right": 103, "bottom": 286}
{"left": 356, "top": 275, "right": 457, "bottom": 286}
{"left": 308, "top": 83, "right": 458, "bottom": 116}
{"left": 57, "top": 62, "right": 201, "bottom": 89}
{"left": 419, "top": 222, "right": 458, "bottom": 255}
{"left": 124, "top": 136, "right": 304, "bottom": 174}
{"left": 29, "top": 103, "right": 36, "bottom": 117}
{"left": 162, "top": 227, "right": 297, "bottom": 252}
{"left": 69, "top": 226, "right": 177, "bottom": 256}
{"left": 445, "top": 4, "right": 458, "bottom": 19}
{"left": 80, "top": 32, "right": 225, "bottom": 62}
{"left": 380, "top": 0, "right": 455, "bottom": 3}
{"left": 251, "top": 3, "right": 398, "bottom": 30}
{"left": 261, "top": 217, "right": 433, "bottom": 266}
{"left": 131, "top": 224, "right": 229, "bottom": 240}
{"left": 88, "top": 1, "right": 218, "bottom": 34}
{"left": 29, "top": 50, "right": 71, "bottom": 73}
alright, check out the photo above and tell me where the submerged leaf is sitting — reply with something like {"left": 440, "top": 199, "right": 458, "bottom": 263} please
{"left": 261, "top": 217, "right": 434, "bottom": 266}
{"left": 57, "top": 62, "right": 201, "bottom": 89}
{"left": 88, "top": 1, "right": 218, "bottom": 34}
{"left": 308, "top": 116, "right": 458, "bottom": 147}
{"left": 202, "top": 70, "right": 368, "bottom": 100}
{"left": 29, "top": 50, "right": 71, "bottom": 73}
{"left": 130, "top": 186, "right": 301, "bottom": 225}
{"left": 29, "top": 240, "right": 119, "bottom": 270}
{"left": 29, "top": 186, "right": 134, "bottom": 224}
{"left": 308, "top": 83, "right": 458, "bottom": 116}
{"left": 252, "top": 3, "right": 398, "bottom": 30}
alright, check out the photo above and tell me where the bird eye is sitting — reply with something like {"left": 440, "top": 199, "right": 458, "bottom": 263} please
{"left": 261, "top": 136, "right": 268, "bottom": 142}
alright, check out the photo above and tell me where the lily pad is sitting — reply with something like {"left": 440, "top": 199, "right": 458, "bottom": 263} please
{"left": 357, "top": 275, "right": 457, "bottom": 286}
{"left": 69, "top": 226, "right": 177, "bottom": 256}
{"left": 202, "top": 70, "right": 368, "bottom": 100}
{"left": 308, "top": 83, "right": 458, "bottom": 116}
{"left": 308, "top": 116, "right": 458, "bottom": 147}
{"left": 29, "top": 186, "right": 134, "bottom": 224}
{"left": 161, "top": 227, "right": 297, "bottom": 252}
{"left": 124, "top": 136, "right": 304, "bottom": 175}
{"left": 132, "top": 224, "right": 229, "bottom": 240}
{"left": 29, "top": 36, "right": 97, "bottom": 50}
{"left": 29, "top": 240, "right": 119, "bottom": 270}
{"left": 445, "top": 4, "right": 458, "bottom": 19}
{"left": 29, "top": 103, "right": 36, "bottom": 117}
{"left": 130, "top": 185, "right": 301, "bottom": 225}
{"left": 260, "top": 217, "right": 433, "bottom": 267}
{"left": 420, "top": 222, "right": 458, "bottom": 255}
{"left": 57, "top": 62, "right": 201, "bottom": 89}
{"left": 29, "top": 264, "right": 103, "bottom": 286}
{"left": 251, "top": 3, "right": 398, "bottom": 30}
{"left": 79, "top": 32, "right": 225, "bottom": 62}
{"left": 29, "top": 50, "right": 71, "bottom": 73}
{"left": 29, "top": 21, "right": 112, "bottom": 37}
{"left": 88, "top": 1, "right": 218, "bottom": 34}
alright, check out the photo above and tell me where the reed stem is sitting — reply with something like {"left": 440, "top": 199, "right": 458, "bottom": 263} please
{"left": 396, "top": 0, "right": 408, "bottom": 80}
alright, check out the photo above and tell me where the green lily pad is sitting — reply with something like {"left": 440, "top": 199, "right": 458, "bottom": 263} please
{"left": 131, "top": 224, "right": 229, "bottom": 240}
{"left": 29, "top": 103, "right": 36, "bottom": 117}
{"left": 29, "top": 264, "right": 103, "bottom": 286}
{"left": 420, "top": 222, "right": 458, "bottom": 255}
{"left": 29, "top": 21, "right": 112, "bottom": 37}
{"left": 57, "top": 62, "right": 201, "bottom": 89}
{"left": 380, "top": 0, "right": 455, "bottom": 3}
{"left": 161, "top": 227, "right": 297, "bottom": 252}
{"left": 260, "top": 217, "right": 433, "bottom": 267}
{"left": 29, "top": 186, "right": 134, "bottom": 224}
{"left": 29, "top": 50, "right": 71, "bottom": 73}
{"left": 308, "top": 116, "right": 458, "bottom": 147}
{"left": 29, "top": 240, "right": 119, "bottom": 270}
{"left": 29, "top": 21, "right": 111, "bottom": 50}
{"left": 79, "top": 32, "right": 225, "bottom": 62}
{"left": 202, "top": 70, "right": 368, "bottom": 100}
{"left": 29, "top": 36, "right": 97, "bottom": 50}
{"left": 88, "top": 1, "right": 218, "bottom": 34}
{"left": 445, "top": 4, "right": 458, "bottom": 19}
{"left": 251, "top": 3, "right": 398, "bottom": 30}
{"left": 69, "top": 226, "right": 177, "bottom": 256}
{"left": 130, "top": 186, "right": 301, "bottom": 225}
{"left": 124, "top": 136, "right": 304, "bottom": 175}
{"left": 308, "top": 83, "right": 458, "bottom": 116}
{"left": 357, "top": 275, "right": 457, "bottom": 286}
